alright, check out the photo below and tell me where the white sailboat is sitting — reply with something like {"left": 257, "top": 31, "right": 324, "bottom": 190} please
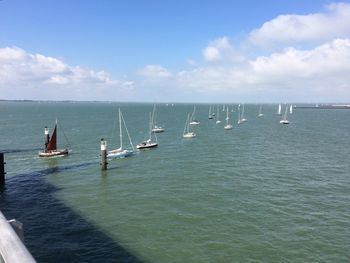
{"left": 190, "top": 106, "right": 200, "bottom": 125}
{"left": 280, "top": 106, "right": 290, "bottom": 124}
{"left": 289, "top": 104, "right": 293, "bottom": 114}
{"left": 216, "top": 105, "right": 221, "bottom": 124}
{"left": 107, "top": 108, "right": 134, "bottom": 158}
{"left": 183, "top": 113, "right": 196, "bottom": 138}
{"left": 238, "top": 104, "right": 247, "bottom": 124}
{"left": 224, "top": 108, "right": 233, "bottom": 130}
{"left": 151, "top": 104, "right": 165, "bottom": 133}
{"left": 237, "top": 104, "right": 241, "bottom": 124}
{"left": 258, "top": 105, "right": 264, "bottom": 117}
{"left": 277, "top": 103, "right": 282, "bottom": 115}
{"left": 208, "top": 105, "right": 213, "bottom": 119}
{"left": 136, "top": 112, "right": 158, "bottom": 149}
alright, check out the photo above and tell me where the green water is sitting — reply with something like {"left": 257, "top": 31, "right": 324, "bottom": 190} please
{"left": 1, "top": 101, "right": 350, "bottom": 262}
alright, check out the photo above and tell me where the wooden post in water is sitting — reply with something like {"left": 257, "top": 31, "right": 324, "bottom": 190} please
{"left": 0, "top": 153, "right": 5, "bottom": 188}
{"left": 100, "top": 139, "right": 108, "bottom": 170}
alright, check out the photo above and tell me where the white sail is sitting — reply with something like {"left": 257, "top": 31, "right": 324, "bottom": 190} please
{"left": 277, "top": 103, "right": 282, "bottom": 115}
{"left": 289, "top": 104, "right": 293, "bottom": 114}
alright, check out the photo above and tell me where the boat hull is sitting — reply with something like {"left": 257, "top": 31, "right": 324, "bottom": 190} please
{"left": 39, "top": 149, "right": 68, "bottom": 157}
{"left": 152, "top": 128, "right": 165, "bottom": 133}
{"left": 107, "top": 149, "right": 133, "bottom": 158}
{"left": 136, "top": 142, "right": 158, "bottom": 149}
{"left": 183, "top": 132, "right": 196, "bottom": 138}
{"left": 190, "top": 121, "right": 200, "bottom": 125}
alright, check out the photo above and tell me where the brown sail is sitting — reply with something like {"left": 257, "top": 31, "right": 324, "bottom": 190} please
{"left": 46, "top": 125, "right": 57, "bottom": 151}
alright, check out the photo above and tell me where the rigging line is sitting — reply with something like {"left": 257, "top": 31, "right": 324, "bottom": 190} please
{"left": 58, "top": 120, "right": 71, "bottom": 148}
{"left": 121, "top": 111, "right": 134, "bottom": 151}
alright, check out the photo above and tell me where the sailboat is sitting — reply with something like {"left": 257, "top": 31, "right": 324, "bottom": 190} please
{"left": 189, "top": 106, "right": 200, "bottom": 125}
{"left": 224, "top": 108, "right": 233, "bottom": 130}
{"left": 107, "top": 108, "right": 134, "bottom": 158}
{"left": 183, "top": 113, "right": 196, "bottom": 138}
{"left": 39, "top": 119, "right": 69, "bottom": 157}
{"left": 208, "top": 105, "right": 213, "bottom": 119}
{"left": 258, "top": 105, "right": 264, "bottom": 117}
{"left": 289, "top": 104, "right": 293, "bottom": 114}
{"left": 136, "top": 112, "right": 158, "bottom": 149}
{"left": 280, "top": 106, "right": 290, "bottom": 124}
{"left": 151, "top": 104, "right": 165, "bottom": 133}
{"left": 238, "top": 104, "right": 247, "bottom": 124}
{"left": 215, "top": 105, "right": 221, "bottom": 124}
{"left": 237, "top": 104, "right": 241, "bottom": 124}
{"left": 277, "top": 103, "right": 282, "bottom": 115}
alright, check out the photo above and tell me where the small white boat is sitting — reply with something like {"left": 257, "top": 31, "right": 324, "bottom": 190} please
{"left": 107, "top": 108, "right": 134, "bottom": 158}
{"left": 183, "top": 113, "right": 196, "bottom": 138}
{"left": 151, "top": 104, "right": 165, "bottom": 133}
{"left": 137, "top": 112, "right": 158, "bottom": 149}
{"left": 152, "top": 125, "right": 165, "bottom": 133}
{"left": 215, "top": 105, "right": 221, "bottom": 124}
{"left": 277, "top": 103, "right": 282, "bottom": 115}
{"left": 238, "top": 104, "right": 247, "bottom": 124}
{"left": 289, "top": 104, "right": 293, "bottom": 114}
{"left": 280, "top": 106, "right": 290, "bottom": 124}
{"left": 224, "top": 108, "right": 233, "bottom": 130}
{"left": 189, "top": 106, "right": 200, "bottom": 125}
{"left": 258, "top": 105, "right": 264, "bottom": 117}
{"left": 39, "top": 119, "right": 69, "bottom": 157}
{"left": 208, "top": 105, "right": 213, "bottom": 119}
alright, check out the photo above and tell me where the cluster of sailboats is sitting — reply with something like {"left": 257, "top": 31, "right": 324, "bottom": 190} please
{"left": 38, "top": 103, "right": 293, "bottom": 158}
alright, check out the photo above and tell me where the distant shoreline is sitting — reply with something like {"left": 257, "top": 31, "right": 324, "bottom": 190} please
{"left": 294, "top": 104, "right": 350, "bottom": 109}
{"left": 1, "top": 100, "right": 350, "bottom": 107}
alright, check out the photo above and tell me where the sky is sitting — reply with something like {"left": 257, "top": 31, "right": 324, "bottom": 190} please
{"left": 1, "top": 0, "right": 350, "bottom": 103}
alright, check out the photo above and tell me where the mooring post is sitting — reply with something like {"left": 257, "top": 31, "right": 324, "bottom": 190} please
{"left": 100, "top": 139, "right": 108, "bottom": 170}
{"left": 0, "top": 153, "right": 5, "bottom": 188}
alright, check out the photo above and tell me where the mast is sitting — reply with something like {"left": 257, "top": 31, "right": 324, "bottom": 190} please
{"left": 119, "top": 108, "right": 123, "bottom": 149}
{"left": 238, "top": 104, "right": 241, "bottom": 123}
{"left": 226, "top": 108, "right": 229, "bottom": 125}
{"left": 149, "top": 112, "right": 152, "bottom": 141}
{"left": 121, "top": 111, "right": 134, "bottom": 151}
{"left": 283, "top": 106, "right": 288, "bottom": 121}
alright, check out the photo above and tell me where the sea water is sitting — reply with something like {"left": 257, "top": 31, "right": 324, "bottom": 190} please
{"left": 1, "top": 101, "right": 350, "bottom": 262}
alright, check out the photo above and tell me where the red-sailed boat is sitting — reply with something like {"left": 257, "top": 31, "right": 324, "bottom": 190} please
{"left": 39, "top": 120, "right": 69, "bottom": 157}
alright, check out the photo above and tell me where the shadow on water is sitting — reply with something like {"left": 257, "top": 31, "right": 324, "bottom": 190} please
{"left": 0, "top": 162, "right": 144, "bottom": 263}
{"left": 0, "top": 148, "right": 41, "bottom": 154}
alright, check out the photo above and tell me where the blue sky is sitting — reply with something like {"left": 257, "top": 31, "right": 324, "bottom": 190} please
{"left": 1, "top": 0, "right": 350, "bottom": 102}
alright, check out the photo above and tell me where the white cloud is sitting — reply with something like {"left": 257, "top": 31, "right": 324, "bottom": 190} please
{"left": 137, "top": 65, "right": 172, "bottom": 78}
{"left": 250, "top": 38, "right": 350, "bottom": 82}
{"left": 203, "top": 37, "right": 245, "bottom": 63}
{"left": 203, "top": 46, "right": 221, "bottom": 61}
{"left": 249, "top": 3, "right": 350, "bottom": 48}
{"left": 0, "top": 46, "right": 133, "bottom": 101}
{"left": 176, "top": 38, "right": 350, "bottom": 101}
